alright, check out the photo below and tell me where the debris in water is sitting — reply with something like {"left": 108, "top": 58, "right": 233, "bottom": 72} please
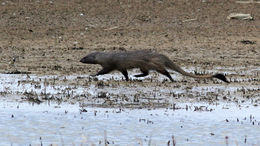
{"left": 227, "top": 13, "right": 253, "bottom": 20}
{"left": 240, "top": 40, "right": 256, "bottom": 45}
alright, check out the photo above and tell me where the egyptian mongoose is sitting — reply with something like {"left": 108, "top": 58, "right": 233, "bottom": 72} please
{"left": 80, "top": 50, "right": 229, "bottom": 83}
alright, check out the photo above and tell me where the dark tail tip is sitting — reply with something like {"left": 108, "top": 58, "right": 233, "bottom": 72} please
{"left": 213, "top": 73, "right": 230, "bottom": 83}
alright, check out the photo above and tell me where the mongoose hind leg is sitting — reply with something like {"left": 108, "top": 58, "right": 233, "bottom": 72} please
{"left": 156, "top": 69, "right": 174, "bottom": 82}
{"left": 120, "top": 70, "right": 129, "bottom": 81}
{"left": 134, "top": 69, "right": 149, "bottom": 77}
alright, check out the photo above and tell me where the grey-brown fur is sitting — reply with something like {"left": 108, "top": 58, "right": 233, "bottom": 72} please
{"left": 80, "top": 50, "right": 229, "bottom": 83}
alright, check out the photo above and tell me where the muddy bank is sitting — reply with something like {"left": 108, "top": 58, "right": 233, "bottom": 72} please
{"left": 0, "top": 0, "right": 259, "bottom": 106}
{"left": 1, "top": 73, "right": 259, "bottom": 108}
{"left": 0, "top": 0, "right": 259, "bottom": 76}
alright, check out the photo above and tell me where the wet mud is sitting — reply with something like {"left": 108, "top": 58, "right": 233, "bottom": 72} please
{"left": 0, "top": 73, "right": 259, "bottom": 108}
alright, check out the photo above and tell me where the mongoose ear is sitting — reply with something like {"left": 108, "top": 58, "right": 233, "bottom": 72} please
{"left": 213, "top": 74, "right": 229, "bottom": 83}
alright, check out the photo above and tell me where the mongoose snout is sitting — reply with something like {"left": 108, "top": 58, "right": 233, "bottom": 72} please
{"left": 80, "top": 52, "right": 98, "bottom": 64}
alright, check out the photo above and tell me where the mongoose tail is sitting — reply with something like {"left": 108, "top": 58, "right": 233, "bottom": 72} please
{"left": 165, "top": 61, "right": 229, "bottom": 83}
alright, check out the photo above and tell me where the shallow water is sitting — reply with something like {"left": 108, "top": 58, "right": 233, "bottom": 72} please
{"left": 1, "top": 101, "right": 260, "bottom": 145}
{"left": 0, "top": 73, "right": 259, "bottom": 145}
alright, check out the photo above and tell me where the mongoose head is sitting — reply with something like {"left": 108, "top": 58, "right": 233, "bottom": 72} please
{"left": 80, "top": 52, "right": 100, "bottom": 64}
{"left": 213, "top": 73, "right": 230, "bottom": 83}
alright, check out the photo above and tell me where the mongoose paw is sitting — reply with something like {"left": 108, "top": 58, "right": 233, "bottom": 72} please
{"left": 213, "top": 74, "right": 229, "bottom": 83}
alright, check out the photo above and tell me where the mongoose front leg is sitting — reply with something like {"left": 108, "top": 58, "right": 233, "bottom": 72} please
{"left": 134, "top": 71, "right": 149, "bottom": 77}
{"left": 134, "top": 69, "right": 149, "bottom": 77}
{"left": 95, "top": 67, "right": 113, "bottom": 76}
{"left": 134, "top": 73, "right": 148, "bottom": 77}
{"left": 120, "top": 70, "right": 129, "bottom": 81}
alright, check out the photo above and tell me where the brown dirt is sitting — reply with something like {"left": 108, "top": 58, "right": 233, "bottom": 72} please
{"left": 0, "top": 0, "right": 259, "bottom": 107}
{"left": 0, "top": 0, "right": 259, "bottom": 74}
